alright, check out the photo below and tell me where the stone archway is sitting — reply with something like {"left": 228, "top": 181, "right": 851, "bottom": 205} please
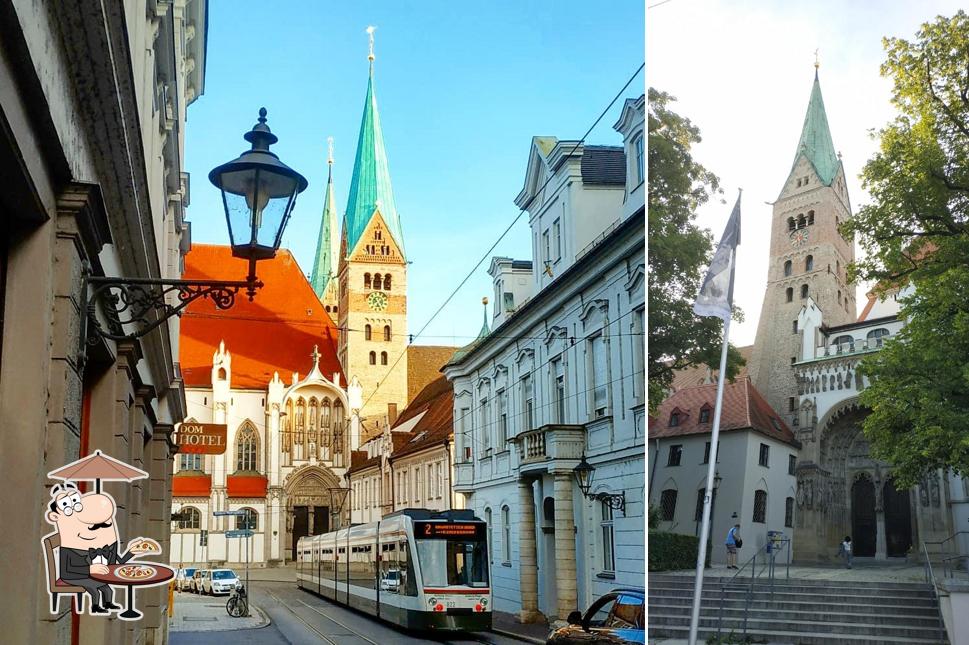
{"left": 282, "top": 465, "right": 342, "bottom": 561}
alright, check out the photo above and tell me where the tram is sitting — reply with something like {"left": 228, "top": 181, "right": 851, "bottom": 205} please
{"left": 296, "top": 509, "right": 492, "bottom": 632}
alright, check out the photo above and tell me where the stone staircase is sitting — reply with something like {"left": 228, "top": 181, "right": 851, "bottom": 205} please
{"left": 648, "top": 573, "right": 948, "bottom": 644}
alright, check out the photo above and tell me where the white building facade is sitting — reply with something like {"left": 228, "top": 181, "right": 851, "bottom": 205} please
{"left": 444, "top": 96, "right": 646, "bottom": 624}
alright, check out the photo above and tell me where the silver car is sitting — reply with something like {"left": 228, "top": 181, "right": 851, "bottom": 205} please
{"left": 175, "top": 567, "right": 197, "bottom": 592}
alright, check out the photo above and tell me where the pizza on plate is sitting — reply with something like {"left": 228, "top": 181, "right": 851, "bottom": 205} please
{"left": 117, "top": 565, "right": 156, "bottom": 580}
{"left": 127, "top": 537, "right": 161, "bottom": 554}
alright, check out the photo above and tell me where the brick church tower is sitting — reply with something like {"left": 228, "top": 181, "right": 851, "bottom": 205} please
{"left": 335, "top": 33, "right": 408, "bottom": 422}
{"left": 748, "top": 68, "right": 856, "bottom": 421}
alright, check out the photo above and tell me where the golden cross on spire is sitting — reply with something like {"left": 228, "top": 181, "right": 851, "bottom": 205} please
{"left": 327, "top": 136, "right": 334, "bottom": 166}
{"left": 366, "top": 25, "right": 376, "bottom": 62}
{"left": 814, "top": 48, "right": 820, "bottom": 69}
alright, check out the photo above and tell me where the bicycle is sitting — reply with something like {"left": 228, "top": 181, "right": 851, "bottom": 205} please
{"left": 226, "top": 584, "right": 248, "bottom": 618}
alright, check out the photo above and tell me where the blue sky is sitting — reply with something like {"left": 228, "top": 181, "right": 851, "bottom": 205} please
{"left": 185, "top": 1, "right": 645, "bottom": 346}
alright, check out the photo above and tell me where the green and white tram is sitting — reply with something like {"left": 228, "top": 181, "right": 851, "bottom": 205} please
{"left": 296, "top": 509, "right": 491, "bottom": 632}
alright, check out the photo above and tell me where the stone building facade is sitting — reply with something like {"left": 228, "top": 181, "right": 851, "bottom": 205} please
{"left": 445, "top": 95, "right": 645, "bottom": 624}
{"left": 0, "top": 1, "right": 205, "bottom": 644}
{"left": 748, "top": 71, "right": 857, "bottom": 423}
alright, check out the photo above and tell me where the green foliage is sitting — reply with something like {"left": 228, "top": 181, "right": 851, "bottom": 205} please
{"left": 648, "top": 88, "right": 745, "bottom": 413}
{"left": 648, "top": 503, "right": 661, "bottom": 530}
{"left": 840, "top": 11, "right": 969, "bottom": 485}
{"left": 648, "top": 531, "right": 710, "bottom": 571}
{"left": 706, "top": 633, "right": 766, "bottom": 645}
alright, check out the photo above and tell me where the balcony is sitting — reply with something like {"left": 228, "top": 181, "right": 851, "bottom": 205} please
{"left": 512, "top": 424, "right": 586, "bottom": 474}
{"left": 808, "top": 336, "right": 889, "bottom": 361}
{"left": 454, "top": 461, "right": 475, "bottom": 492}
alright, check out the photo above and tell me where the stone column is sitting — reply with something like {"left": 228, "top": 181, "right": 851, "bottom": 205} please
{"left": 518, "top": 478, "right": 542, "bottom": 623}
{"left": 553, "top": 471, "right": 578, "bottom": 620}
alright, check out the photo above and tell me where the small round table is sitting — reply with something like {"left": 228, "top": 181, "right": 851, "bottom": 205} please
{"left": 90, "top": 563, "right": 174, "bottom": 620}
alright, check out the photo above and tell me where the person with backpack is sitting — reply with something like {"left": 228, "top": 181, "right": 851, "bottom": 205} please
{"left": 838, "top": 535, "right": 853, "bottom": 569}
{"left": 725, "top": 523, "right": 742, "bottom": 569}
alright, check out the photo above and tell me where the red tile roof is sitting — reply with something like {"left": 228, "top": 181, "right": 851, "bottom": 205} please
{"left": 179, "top": 244, "right": 343, "bottom": 390}
{"left": 347, "top": 450, "right": 381, "bottom": 475}
{"left": 668, "top": 345, "right": 753, "bottom": 393}
{"left": 390, "top": 376, "right": 453, "bottom": 461}
{"left": 407, "top": 345, "right": 458, "bottom": 404}
{"left": 648, "top": 377, "right": 797, "bottom": 446}
{"left": 226, "top": 474, "right": 268, "bottom": 498}
{"left": 172, "top": 474, "right": 211, "bottom": 497}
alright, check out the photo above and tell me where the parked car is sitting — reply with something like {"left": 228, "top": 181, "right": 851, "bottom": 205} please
{"left": 192, "top": 569, "right": 210, "bottom": 594}
{"left": 175, "top": 568, "right": 197, "bottom": 592}
{"left": 203, "top": 569, "right": 241, "bottom": 595}
{"left": 546, "top": 588, "right": 645, "bottom": 645}
{"left": 379, "top": 569, "right": 401, "bottom": 592}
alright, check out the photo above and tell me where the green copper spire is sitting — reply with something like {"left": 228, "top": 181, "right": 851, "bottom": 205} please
{"left": 311, "top": 138, "right": 340, "bottom": 299}
{"left": 791, "top": 71, "right": 840, "bottom": 186}
{"left": 477, "top": 297, "right": 491, "bottom": 339}
{"left": 343, "top": 31, "right": 405, "bottom": 258}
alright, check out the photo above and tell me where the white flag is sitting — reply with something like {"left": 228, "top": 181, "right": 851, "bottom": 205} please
{"left": 693, "top": 193, "right": 741, "bottom": 321}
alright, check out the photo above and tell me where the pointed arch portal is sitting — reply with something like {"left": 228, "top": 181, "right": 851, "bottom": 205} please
{"left": 283, "top": 465, "right": 341, "bottom": 559}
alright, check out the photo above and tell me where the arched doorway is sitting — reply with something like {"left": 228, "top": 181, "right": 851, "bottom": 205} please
{"left": 283, "top": 465, "right": 341, "bottom": 561}
{"left": 883, "top": 479, "right": 912, "bottom": 557}
{"left": 851, "top": 475, "right": 876, "bottom": 557}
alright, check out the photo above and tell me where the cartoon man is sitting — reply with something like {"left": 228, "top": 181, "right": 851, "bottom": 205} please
{"left": 45, "top": 481, "right": 154, "bottom": 614}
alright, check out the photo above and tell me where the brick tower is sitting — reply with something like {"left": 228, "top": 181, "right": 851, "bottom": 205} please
{"left": 748, "top": 68, "right": 856, "bottom": 421}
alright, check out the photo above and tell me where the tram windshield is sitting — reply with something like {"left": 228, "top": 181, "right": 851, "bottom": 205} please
{"left": 416, "top": 538, "right": 489, "bottom": 587}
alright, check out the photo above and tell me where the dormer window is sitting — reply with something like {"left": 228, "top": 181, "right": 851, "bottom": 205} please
{"left": 634, "top": 134, "right": 644, "bottom": 184}
{"left": 699, "top": 406, "right": 711, "bottom": 423}
{"left": 669, "top": 411, "right": 681, "bottom": 427}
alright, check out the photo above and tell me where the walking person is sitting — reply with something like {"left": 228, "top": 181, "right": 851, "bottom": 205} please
{"left": 725, "top": 523, "right": 742, "bottom": 569}
{"left": 838, "top": 535, "right": 853, "bottom": 569}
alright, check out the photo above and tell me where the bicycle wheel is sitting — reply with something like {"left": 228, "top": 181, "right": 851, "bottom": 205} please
{"left": 226, "top": 597, "right": 243, "bottom": 618}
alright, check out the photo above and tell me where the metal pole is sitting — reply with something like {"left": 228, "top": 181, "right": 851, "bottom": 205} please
{"left": 687, "top": 275, "right": 734, "bottom": 645}
{"left": 245, "top": 531, "right": 250, "bottom": 617}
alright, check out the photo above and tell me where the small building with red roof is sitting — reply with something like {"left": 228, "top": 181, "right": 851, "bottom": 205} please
{"left": 648, "top": 377, "right": 799, "bottom": 563}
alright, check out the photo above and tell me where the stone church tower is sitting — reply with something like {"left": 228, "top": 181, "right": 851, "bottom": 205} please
{"left": 749, "top": 69, "right": 856, "bottom": 421}
{"left": 335, "top": 38, "right": 408, "bottom": 423}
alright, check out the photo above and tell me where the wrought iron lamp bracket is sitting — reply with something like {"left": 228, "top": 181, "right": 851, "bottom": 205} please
{"left": 593, "top": 491, "right": 626, "bottom": 515}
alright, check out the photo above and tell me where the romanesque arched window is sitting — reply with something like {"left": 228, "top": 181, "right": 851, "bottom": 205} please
{"left": 867, "top": 328, "right": 890, "bottom": 348}
{"left": 236, "top": 508, "right": 257, "bottom": 530}
{"left": 797, "top": 214, "right": 806, "bottom": 229}
{"left": 800, "top": 284, "right": 809, "bottom": 299}
{"left": 365, "top": 324, "right": 372, "bottom": 341}
{"left": 373, "top": 273, "right": 383, "bottom": 290}
{"left": 235, "top": 423, "right": 258, "bottom": 472}
{"left": 384, "top": 274, "right": 392, "bottom": 291}
{"left": 381, "top": 351, "right": 388, "bottom": 365}
{"left": 783, "top": 260, "right": 792, "bottom": 277}
{"left": 383, "top": 325, "right": 391, "bottom": 341}
{"left": 832, "top": 334, "right": 854, "bottom": 352}
{"left": 805, "top": 255, "right": 813, "bottom": 271}
{"left": 787, "top": 217, "right": 796, "bottom": 232}
{"left": 369, "top": 351, "right": 376, "bottom": 365}
{"left": 807, "top": 210, "right": 815, "bottom": 225}
{"left": 176, "top": 507, "right": 201, "bottom": 530}
{"left": 785, "top": 287, "right": 793, "bottom": 303}
{"left": 364, "top": 273, "right": 371, "bottom": 289}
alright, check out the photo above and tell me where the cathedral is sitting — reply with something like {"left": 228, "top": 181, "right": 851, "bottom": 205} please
{"left": 649, "top": 67, "right": 961, "bottom": 564}
{"left": 169, "top": 39, "right": 443, "bottom": 565}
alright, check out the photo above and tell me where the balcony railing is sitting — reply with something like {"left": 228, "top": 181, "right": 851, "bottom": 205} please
{"left": 512, "top": 424, "right": 586, "bottom": 469}
{"left": 812, "top": 336, "right": 889, "bottom": 360}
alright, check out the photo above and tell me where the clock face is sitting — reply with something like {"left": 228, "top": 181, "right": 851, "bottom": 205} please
{"left": 790, "top": 228, "right": 809, "bottom": 248}
{"left": 367, "top": 291, "right": 388, "bottom": 312}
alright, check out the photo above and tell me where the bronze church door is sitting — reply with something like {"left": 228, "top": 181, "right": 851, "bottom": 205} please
{"left": 883, "top": 480, "right": 912, "bottom": 557}
{"left": 314, "top": 506, "right": 330, "bottom": 535}
{"left": 293, "top": 506, "right": 309, "bottom": 556}
{"left": 851, "top": 476, "right": 876, "bottom": 556}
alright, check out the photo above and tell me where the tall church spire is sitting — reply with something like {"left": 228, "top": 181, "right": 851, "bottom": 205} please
{"left": 343, "top": 26, "right": 405, "bottom": 258}
{"left": 311, "top": 137, "right": 339, "bottom": 299}
{"left": 790, "top": 71, "right": 840, "bottom": 186}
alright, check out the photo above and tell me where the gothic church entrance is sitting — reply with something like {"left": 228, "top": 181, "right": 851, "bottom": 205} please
{"left": 883, "top": 479, "right": 912, "bottom": 557}
{"left": 851, "top": 475, "right": 876, "bottom": 557}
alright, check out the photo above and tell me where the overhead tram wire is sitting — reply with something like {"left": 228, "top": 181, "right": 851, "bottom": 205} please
{"left": 360, "top": 61, "right": 646, "bottom": 414}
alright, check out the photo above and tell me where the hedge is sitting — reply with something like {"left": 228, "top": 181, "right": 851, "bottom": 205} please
{"left": 648, "top": 531, "right": 711, "bottom": 571}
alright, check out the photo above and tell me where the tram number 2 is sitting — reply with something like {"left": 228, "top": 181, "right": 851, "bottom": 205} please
{"left": 424, "top": 524, "right": 432, "bottom": 536}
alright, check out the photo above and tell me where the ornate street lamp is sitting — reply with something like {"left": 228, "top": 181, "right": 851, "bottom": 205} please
{"left": 82, "top": 108, "right": 307, "bottom": 349}
{"left": 573, "top": 454, "right": 625, "bottom": 515}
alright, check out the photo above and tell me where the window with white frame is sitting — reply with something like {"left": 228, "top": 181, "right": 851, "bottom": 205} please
{"left": 236, "top": 424, "right": 258, "bottom": 471}
{"left": 552, "top": 358, "right": 566, "bottom": 423}
{"left": 542, "top": 230, "right": 550, "bottom": 265}
{"left": 426, "top": 464, "right": 433, "bottom": 501}
{"left": 521, "top": 374, "right": 535, "bottom": 431}
{"left": 601, "top": 501, "right": 615, "bottom": 573}
{"left": 403, "top": 469, "right": 409, "bottom": 503}
{"left": 480, "top": 396, "right": 491, "bottom": 454}
{"left": 589, "top": 334, "right": 610, "bottom": 417}
{"left": 497, "top": 390, "right": 508, "bottom": 446}
{"left": 176, "top": 506, "right": 201, "bottom": 530}
{"left": 634, "top": 134, "right": 644, "bottom": 183}
{"left": 179, "top": 453, "right": 203, "bottom": 472}
{"left": 632, "top": 307, "right": 645, "bottom": 402}
{"left": 413, "top": 468, "right": 421, "bottom": 502}
{"left": 237, "top": 508, "right": 257, "bottom": 530}
{"left": 437, "top": 462, "right": 444, "bottom": 497}
{"left": 501, "top": 505, "right": 511, "bottom": 563}
{"left": 553, "top": 218, "right": 562, "bottom": 261}
{"left": 459, "top": 407, "right": 471, "bottom": 462}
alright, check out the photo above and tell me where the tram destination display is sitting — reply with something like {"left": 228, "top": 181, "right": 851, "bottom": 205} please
{"left": 413, "top": 521, "right": 487, "bottom": 540}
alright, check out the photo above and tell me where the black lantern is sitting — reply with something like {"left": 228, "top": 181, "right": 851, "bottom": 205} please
{"left": 209, "top": 108, "right": 308, "bottom": 288}
{"left": 80, "top": 108, "right": 308, "bottom": 356}
{"left": 573, "top": 454, "right": 625, "bottom": 515}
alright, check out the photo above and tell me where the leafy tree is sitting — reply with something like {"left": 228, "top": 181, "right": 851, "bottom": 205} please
{"left": 648, "top": 88, "right": 744, "bottom": 412}
{"left": 841, "top": 11, "right": 969, "bottom": 486}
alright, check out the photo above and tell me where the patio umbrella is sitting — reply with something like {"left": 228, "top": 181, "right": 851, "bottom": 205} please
{"left": 48, "top": 450, "right": 148, "bottom": 494}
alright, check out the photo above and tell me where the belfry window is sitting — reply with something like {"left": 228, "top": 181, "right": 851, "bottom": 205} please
{"left": 807, "top": 210, "right": 815, "bottom": 225}
{"left": 785, "top": 287, "right": 793, "bottom": 303}
{"left": 783, "top": 260, "right": 792, "bottom": 277}
{"left": 383, "top": 325, "right": 391, "bottom": 341}
{"left": 365, "top": 324, "right": 372, "bottom": 341}
{"left": 787, "top": 217, "right": 796, "bottom": 232}
{"left": 797, "top": 214, "right": 806, "bottom": 229}
{"left": 380, "top": 351, "right": 388, "bottom": 365}
{"left": 373, "top": 274, "right": 382, "bottom": 290}
{"left": 800, "top": 284, "right": 809, "bottom": 299}
{"left": 805, "top": 255, "right": 813, "bottom": 271}
{"left": 364, "top": 273, "right": 371, "bottom": 289}
{"left": 384, "top": 274, "right": 392, "bottom": 291}
{"left": 369, "top": 351, "right": 376, "bottom": 365}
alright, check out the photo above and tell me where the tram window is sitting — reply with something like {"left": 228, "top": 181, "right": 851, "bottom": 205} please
{"left": 380, "top": 541, "right": 399, "bottom": 593}
{"left": 399, "top": 540, "right": 418, "bottom": 596}
{"left": 416, "top": 537, "right": 490, "bottom": 588}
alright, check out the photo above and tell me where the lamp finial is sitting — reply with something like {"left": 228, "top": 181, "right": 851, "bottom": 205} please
{"left": 366, "top": 25, "right": 376, "bottom": 62}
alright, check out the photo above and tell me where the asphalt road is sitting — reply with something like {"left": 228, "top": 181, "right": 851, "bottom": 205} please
{"left": 170, "top": 580, "right": 533, "bottom": 645}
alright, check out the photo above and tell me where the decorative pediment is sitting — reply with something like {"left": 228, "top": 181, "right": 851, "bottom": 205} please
{"left": 515, "top": 347, "right": 535, "bottom": 367}
{"left": 543, "top": 326, "right": 568, "bottom": 347}
{"left": 579, "top": 299, "right": 609, "bottom": 329}
{"left": 476, "top": 376, "right": 491, "bottom": 392}
{"left": 624, "top": 264, "right": 645, "bottom": 302}
{"left": 454, "top": 388, "right": 472, "bottom": 400}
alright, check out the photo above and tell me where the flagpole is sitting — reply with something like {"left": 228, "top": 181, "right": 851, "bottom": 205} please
{"left": 687, "top": 249, "right": 734, "bottom": 645}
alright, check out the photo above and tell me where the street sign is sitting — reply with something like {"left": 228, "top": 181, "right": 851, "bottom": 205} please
{"left": 214, "top": 510, "right": 246, "bottom": 517}
{"left": 226, "top": 529, "right": 254, "bottom": 538}
{"left": 174, "top": 422, "right": 227, "bottom": 454}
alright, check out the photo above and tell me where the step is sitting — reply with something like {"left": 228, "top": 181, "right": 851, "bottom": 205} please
{"left": 649, "top": 602, "right": 944, "bottom": 627}
{"left": 648, "top": 575, "right": 936, "bottom": 593}
{"left": 647, "top": 623, "right": 947, "bottom": 645}
{"left": 649, "top": 594, "right": 941, "bottom": 614}
{"left": 649, "top": 612, "right": 945, "bottom": 640}
{"left": 648, "top": 585, "right": 938, "bottom": 604}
